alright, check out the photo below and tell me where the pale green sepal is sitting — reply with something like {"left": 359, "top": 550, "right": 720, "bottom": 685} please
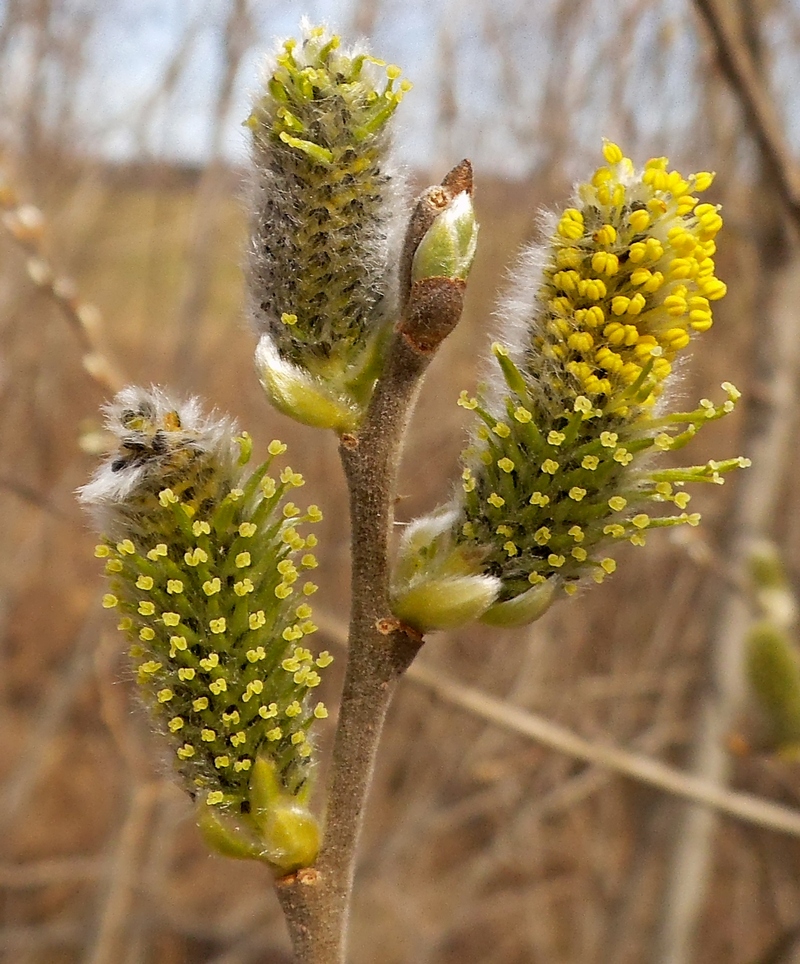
{"left": 257, "top": 804, "right": 321, "bottom": 876}
{"left": 411, "top": 192, "right": 478, "bottom": 283}
{"left": 249, "top": 756, "right": 321, "bottom": 876}
{"left": 197, "top": 805, "right": 271, "bottom": 863}
{"left": 480, "top": 579, "right": 558, "bottom": 628}
{"left": 337, "top": 322, "right": 393, "bottom": 409}
{"left": 391, "top": 573, "right": 501, "bottom": 633}
{"left": 256, "top": 335, "right": 361, "bottom": 432}
{"left": 392, "top": 508, "right": 460, "bottom": 588}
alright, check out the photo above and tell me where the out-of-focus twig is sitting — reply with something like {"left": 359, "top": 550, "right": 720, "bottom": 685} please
{"left": 0, "top": 857, "right": 104, "bottom": 889}
{"left": 0, "top": 476, "right": 65, "bottom": 517}
{"left": 657, "top": 4, "right": 800, "bottom": 961}
{"left": 314, "top": 610, "right": 800, "bottom": 840}
{"left": 409, "top": 664, "right": 800, "bottom": 840}
{"left": 0, "top": 608, "right": 99, "bottom": 843}
{"left": 84, "top": 780, "right": 162, "bottom": 964}
{"left": 692, "top": 0, "right": 800, "bottom": 236}
{"left": 0, "top": 172, "right": 124, "bottom": 393}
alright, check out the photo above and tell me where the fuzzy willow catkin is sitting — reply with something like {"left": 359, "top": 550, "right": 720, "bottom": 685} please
{"left": 80, "top": 387, "right": 330, "bottom": 874}
{"left": 393, "top": 142, "right": 749, "bottom": 631}
{"left": 248, "top": 21, "right": 410, "bottom": 431}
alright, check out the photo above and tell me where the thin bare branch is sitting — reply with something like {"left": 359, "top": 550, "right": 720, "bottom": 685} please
{"left": 0, "top": 170, "right": 124, "bottom": 392}
{"left": 408, "top": 663, "right": 800, "bottom": 840}
{"left": 84, "top": 781, "right": 163, "bottom": 964}
{"left": 692, "top": 0, "right": 800, "bottom": 235}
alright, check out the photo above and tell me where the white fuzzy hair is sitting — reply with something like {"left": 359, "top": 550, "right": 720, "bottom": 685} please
{"left": 78, "top": 385, "right": 239, "bottom": 535}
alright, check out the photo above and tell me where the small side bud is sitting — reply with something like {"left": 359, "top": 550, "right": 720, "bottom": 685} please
{"left": 398, "top": 277, "right": 467, "bottom": 355}
{"left": 411, "top": 191, "right": 478, "bottom": 284}
{"left": 397, "top": 160, "right": 477, "bottom": 355}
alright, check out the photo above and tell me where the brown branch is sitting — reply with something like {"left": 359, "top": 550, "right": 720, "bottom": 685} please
{"left": 0, "top": 172, "right": 124, "bottom": 393}
{"left": 692, "top": 0, "right": 800, "bottom": 235}
{"left": 409, "top": 665, "right": 800, "bottom": 840}
{"left": 275, "top": 162, "right": 473, "bottom": 963}
{"left": 275, "top": 330, "right": 429, "bottom": 964}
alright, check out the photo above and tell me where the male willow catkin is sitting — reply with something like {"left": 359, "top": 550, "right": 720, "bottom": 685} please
{"left": 79, "top": 387, "right": 331, "bottom": 875}
{"left": 393, "top": 141, "right": 748, "bottom": 631}
{"left": 248, "top": 21, "right": 410, "bottom": 431}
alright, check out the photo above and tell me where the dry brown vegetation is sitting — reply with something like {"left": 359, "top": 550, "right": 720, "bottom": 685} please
{"left": 3, "top": 1, "right": 800, "bottom": 962}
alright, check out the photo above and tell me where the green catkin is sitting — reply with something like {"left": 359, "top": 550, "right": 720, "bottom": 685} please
{"left": 80, "top": 386, "right": 330, "bottom": 874}
{"left": 740, "top": 543, "right": 800, "bottom": 757}
{"left": 392, "top": 142, "right": 748, "bottom": 631}
{"left": 249, "top": 21, "right": 411, "bottom": 430}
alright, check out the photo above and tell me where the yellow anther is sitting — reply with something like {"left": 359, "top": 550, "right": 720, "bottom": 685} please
{"left": 591, "top": 251, "right": 619, "bottom": 275}
{"left": 593, "top": 224, "right": 617, "bottom": 246}
{"left": 577, "top": 277, "right": 607, "bottom": 300}
{"left": 595, "top": 347, "right": 623, "bottom": 373}
{"left": 602, "top": 140, "right": 624, "bottom": 164}
{"left": 557, "top": 246, "right": 583, "bottom": 269}
{"left": 627, "top": 209, "right": 650, "bottom": 232}
{"left": 568, "top": 331, "right": 594, "bottom": 353}
{"left": 557, "top": 208, "right": 584, "bottom": 240}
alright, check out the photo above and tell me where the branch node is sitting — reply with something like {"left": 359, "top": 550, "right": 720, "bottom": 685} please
{"left": 277, "top": 866, "right": 321, "bottom": 888}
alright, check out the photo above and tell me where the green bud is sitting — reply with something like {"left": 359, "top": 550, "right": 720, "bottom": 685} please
{"left": 391, "top": 510, "right": 500, "bottom": 631}
{"left": 197, "top": 805, "right": 272, "bottom": 863}
{"left": 248, "top": 756, "right": 321, "bottom": 875}
{"left": 255, "top": 336, "right": 362, "bottom": 432}
{"left": 396, "top": 160, "right": 476, "bottom": 355}
{"left": 411, "top": 191, "right": 478, "bottom": 283}
{"left": 393, "top": 574, "right": 501, "bottom": 632}
{"left": 480, "top": 579, "right": 557, "bottom": 627}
